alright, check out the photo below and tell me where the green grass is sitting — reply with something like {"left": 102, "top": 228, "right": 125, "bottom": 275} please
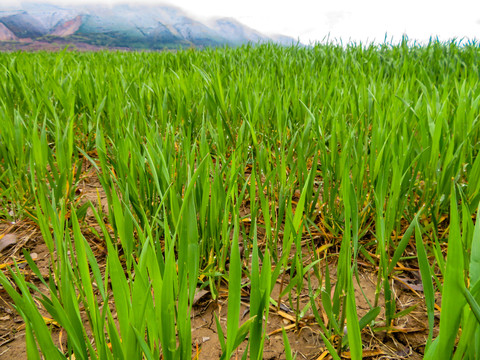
{"left": 1, "top": 40, "right": 480, "bottom": 359}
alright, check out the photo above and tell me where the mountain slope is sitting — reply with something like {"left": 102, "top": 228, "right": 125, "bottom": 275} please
{"left": 51, "top": 15, "right": 82, "bottom": 36}
{"left": 0, "top": 3, "right": 296, "bottom": 50}
{"left": 210, "top": 18, "right": 269, "bottom": 45}
{"left": 0, "top": 22, "right": 17, "bottom": 41}
{"left": 0, "top": 11, "right": 47, "bottom": 38}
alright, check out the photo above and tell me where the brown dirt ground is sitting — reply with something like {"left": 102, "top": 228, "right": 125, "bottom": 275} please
{"left": 0, "top": 171, "right": 440, "bottom": 359}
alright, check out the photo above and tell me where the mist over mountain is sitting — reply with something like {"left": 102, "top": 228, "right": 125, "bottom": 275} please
{"left": 0, "top": 3, "right": 296, "bottom": 50}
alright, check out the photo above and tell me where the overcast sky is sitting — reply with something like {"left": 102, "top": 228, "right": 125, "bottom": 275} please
{"left": 3, "top": 0, "right": 480, "bottom": 44}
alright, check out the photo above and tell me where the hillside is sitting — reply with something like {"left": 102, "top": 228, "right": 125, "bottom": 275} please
{"left": 0, "top": 3, "right": 296, "bottom": 50}
{"left": 0, "top": 22, "right": 17, "bottom": 41}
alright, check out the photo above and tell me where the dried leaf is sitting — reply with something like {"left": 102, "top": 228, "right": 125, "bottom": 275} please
{"left": 276, "top": 310, "right": 296, "bottom": 322}
{"left": 394, "top": 276, "right": 424, "bottom": 292}
{"left": 315, "top": 351, "right": 329, "bottom": 360}
{"left": 388, "top": 326, "right": 425, "bottom": 333}
{"left": 279, "top": 302, "right": 293, "bottom": 313}
{"left": 268, "top": 323, "right": 295, "bottom": 336}
{"left": 43, "top": 316, "right": 60, "bottom": 327}
{"left": 0, "top": 234, "right": 18, "bottom": 253}
{"left": 193, "top": 288, "right": 210, "bottom": 305}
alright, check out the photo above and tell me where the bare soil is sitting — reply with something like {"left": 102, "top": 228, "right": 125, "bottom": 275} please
{"left": 0, "top": 170, "right": 439, "bottom": 359}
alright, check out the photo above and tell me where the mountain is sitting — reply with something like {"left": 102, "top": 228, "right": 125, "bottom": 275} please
{"left": 209, "top": 18, "right": 269, "bottom": 45}
{"left": 0, "top": 3, "right": 296, "bottom": 50}
{"left": 0, "top": 22, "right": 17, "bottom": 41}
{"left": 51, "top": 15, "right": 82, "bottom": 37}
{"left": 0, "top": 11, "right": 48, "bottom": 38}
